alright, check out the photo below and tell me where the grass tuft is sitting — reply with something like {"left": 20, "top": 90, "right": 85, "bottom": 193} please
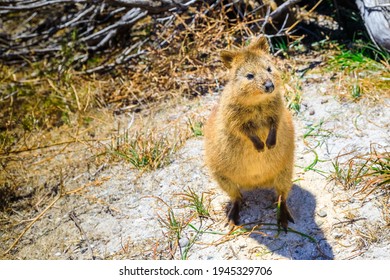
{"left": 330, "top": 146, "right": 389, "bottom": 199}
{"left": 187, "top": 118, "right": 204, "bottom": 137}
{"left": 326, "top": 42, "right": 390, "bottom": 101}
{"left": 180, "top": 187, "right": 210, "bottom": 219}
{"left": 106, "top": 131, "right": 180, "bottom": 170}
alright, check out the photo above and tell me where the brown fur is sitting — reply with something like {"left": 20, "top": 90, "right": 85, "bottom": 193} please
{"left": 204, "top": 37, "right": 295, "bottom": 231}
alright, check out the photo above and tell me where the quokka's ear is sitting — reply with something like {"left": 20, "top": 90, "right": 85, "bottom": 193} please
{"left": 249, "top": 36, "right": 269, "bottom": 52}
{"left": 220, "top": 50, "right": 237, "bottom": 69}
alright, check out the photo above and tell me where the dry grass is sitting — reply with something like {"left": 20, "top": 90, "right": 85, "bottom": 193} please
{"left": 105, "top": 130, "right": 182, "bottom": 170}
{"left": 329, "top": 145, "right": 389, "bottom": 257}
{"left": 330, "top": 145, "right": 389, "bottom": 200}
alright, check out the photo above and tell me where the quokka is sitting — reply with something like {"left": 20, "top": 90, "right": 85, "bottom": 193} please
{"left": 204, "top": 37, "right": 295, "bottom": 231}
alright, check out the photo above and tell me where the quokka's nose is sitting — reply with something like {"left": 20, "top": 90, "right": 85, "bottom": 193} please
{"left": 264, "top": 79, "right": 274, "bottom": 93}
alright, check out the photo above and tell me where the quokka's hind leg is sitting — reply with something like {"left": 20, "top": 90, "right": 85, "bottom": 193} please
{"left": 214, "top": 175, "right": 242, "bottom": 225}
{"left": 274, "top": 169, "right": 295, "bottom": 233}
{"left": 277, "top": 195, "right": 295, "bottom": 232}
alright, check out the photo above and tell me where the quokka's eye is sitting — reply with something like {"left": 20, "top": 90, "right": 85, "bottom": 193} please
{"left": 246, "top": 73, "right": 255, "bottom": 80}
{"left": 267, "top": 66, "right": 272, "bottom": 73}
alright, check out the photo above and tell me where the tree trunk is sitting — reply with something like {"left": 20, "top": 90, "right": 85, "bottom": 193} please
{"left": 355, "top": 0, "right": 390, "bottom": 52}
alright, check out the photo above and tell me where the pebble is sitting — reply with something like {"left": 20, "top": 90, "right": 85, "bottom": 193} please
{"left": 317, "top": 208, "right": 327, "bottom": 218}
{"left": 333, "top": 232, "right": 343, "bottom": 239}
{"left": 309, "top": 109, "right": 315, "bottom": 115}
{"left": 321, "top": 99, "right": 328, "bottom": 104}
{"left": 320, "top": 87, "right": 327, "bottom": 94}
{"left": 111, "top": 224, "right": 122, "bottom": 235}
{"left": 179, "top": 237, "right": 189, "bottom": 248}
{"left": 305, "top": 121, "right": 314, "bottom": 126}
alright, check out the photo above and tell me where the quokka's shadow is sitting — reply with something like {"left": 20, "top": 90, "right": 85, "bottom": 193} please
{"left": 228, "top": 184, "right": 334, "bottom": 260}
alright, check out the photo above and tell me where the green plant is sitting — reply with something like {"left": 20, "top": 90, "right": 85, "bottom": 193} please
{"left": 351, "top": 80, "right": 361, "bottom": 99}
{"left": 281, "top": 67, "right": 302, "bottom": 114}
{"left": 303, "top": 120, "right": 332, "bottom": 149}
{"left": 107, "top": 131, "right": 179, "bottom": 170}
{"left": 155, "top": 189, "right": 211, "bottom": 260}
{"left": 157, "top": 206, "right": 196, "bottom": 260}
{"left": 325, "top": 42, "right": 389, "bottom": 101}
{"left": 187, "top": 119, "right": 204, "bottom": 137}
{"left": 162, "top": 208, "right": 183, "bottom": 241}
{"left": 331, "top": 155, "right": 365, "bottom": 190}
{"left": 272, "top": 37, "right": 289, "bottom": 57}
{"left": 355, "top": 148, "right": 389, "bottom": 198}
{"left": 286, "top": 91, "right": 301, "bottom": 113}
{"left": 180, "top": 187, "right": 210, "bottom": 219}
{"left": 327, "top": 43, "right": 388, "bottom": 73}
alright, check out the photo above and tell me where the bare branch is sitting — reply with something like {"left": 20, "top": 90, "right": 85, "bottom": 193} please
{"left": 0, "top": 0, "right": 87, "bottom": 12}
{"left": 106, "top": 0, "right": 196, "bottom": 13}
{"left": 270, "top": 0, "right": 301, "bottom": 20}
{"left": 0, "top": 0, "right": 307, "bottom": 74}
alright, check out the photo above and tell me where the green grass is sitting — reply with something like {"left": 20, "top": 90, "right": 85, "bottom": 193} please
{"left": 282, "top": 66, "right": 303, "bottom": 114}
{"left": 325, "top": 42, "right": 389, "bottom": 100}
{"left": 157, "top": 207, "right": 186, "bottom": 258}
{"left": 286, "top": 90, "right": 302, "bottom": 114}
{"left": 104, "top": 116, "right": 204, "bottom": 171}
{"left": 356, "top": 150, "right": 390, "bottom": 197}
{"left": 273, "top": 37, "right": 289, "bottom": 58}
{"left": 328, "top": 50, "right": 384, "bottom": 72}
{"left": 188, "top": 220, "right": 317, "bottom": 243}
{"left": 107, "top": 131, "right": 178, "bottom": 170}
{"left": 296, "top": 120, "right": 332, "bottom": 176}
{"left": 351, "top": 80, "right": 362, "bottom": 99}
{"left": 331, "top": 155, "right": 365, "bottom": 190}
{"left": 303, "top": 120, "right": 332, "bottom": 149}
{"left": 187, "top": 118, "right": 204, "bottom": 137}
{"left": 180, "top": 187, "right": 210, "bottom": 219}
{"left": 327, "top": 40, "right": 389, "bottom": 72}
{"left": 157, "top": 191, "right": 209, "bottom": 260}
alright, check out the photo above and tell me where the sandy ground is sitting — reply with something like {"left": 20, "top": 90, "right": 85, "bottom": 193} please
{"left": 1, "top": 69, "right": 389, "bottom": 260}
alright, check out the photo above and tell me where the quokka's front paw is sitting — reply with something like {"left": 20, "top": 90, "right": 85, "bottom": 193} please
{"left": 266, "top": 138, "right": 276, "bottom": 149}
{"left": 249, "top": 136, "right": 265, "bottom": 152}
{"left": 266, "top": 130, "right": 276, "bottom": 149}
{"left": 255, "top": 143, "right": 265, "bottom": 152}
